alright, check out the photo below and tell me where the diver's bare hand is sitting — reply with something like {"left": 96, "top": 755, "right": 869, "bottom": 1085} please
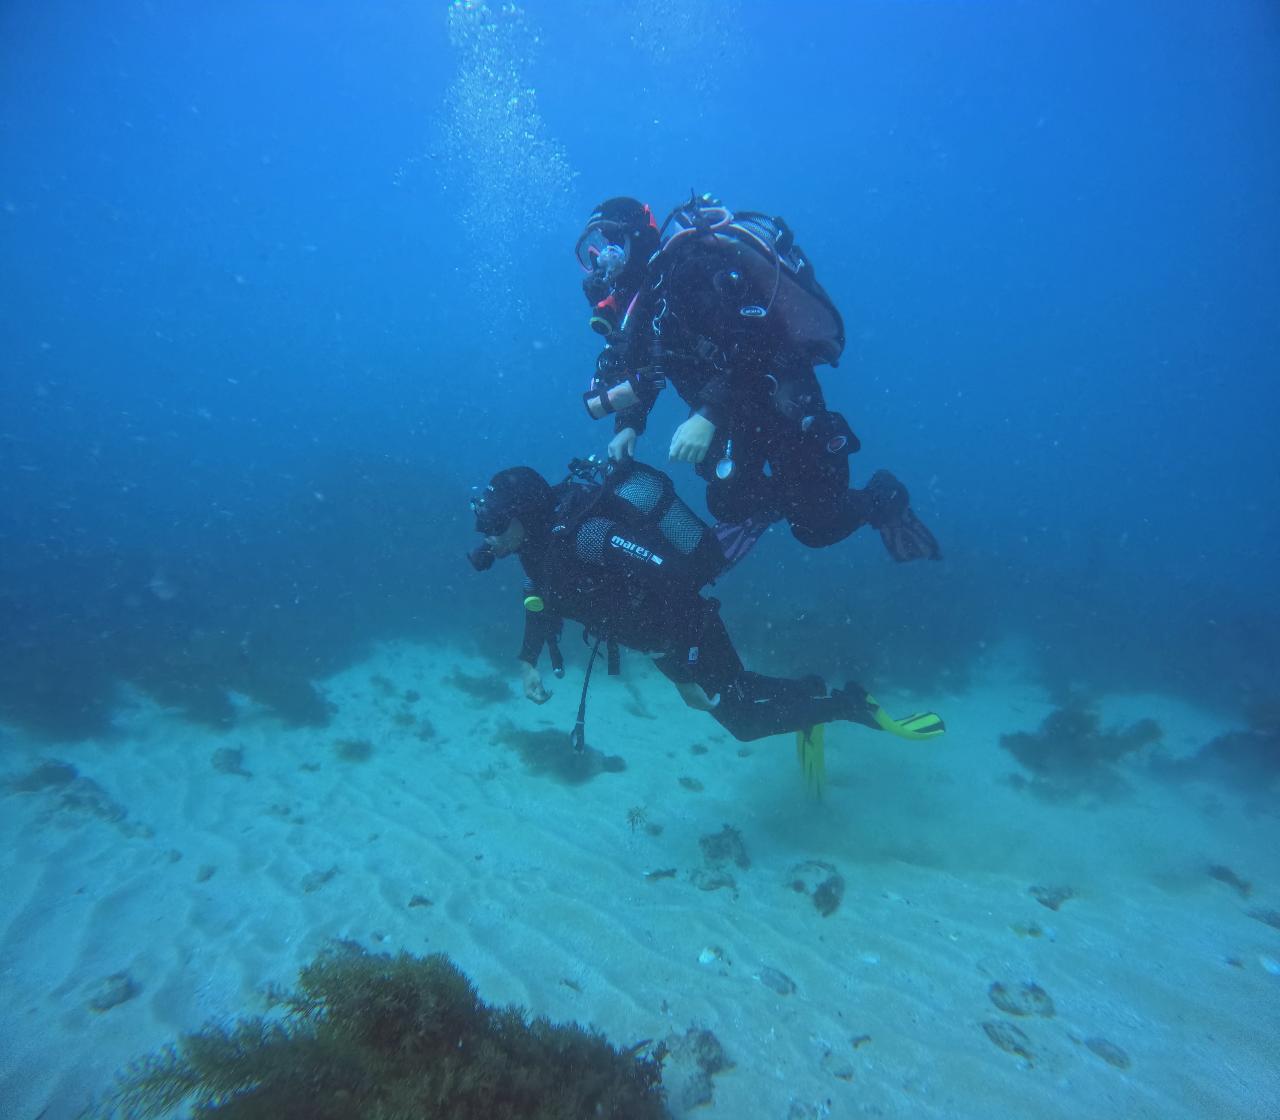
{"left": 669, "top": 414, "right": 716, "bottom": 464}
{"left": 672, "top": 677, "right": 720, "bottom": 712}
{"left": 521, "top": 662, "right": 552, "bottom": 704}
{"left": 608, "top": 427, "right": 638, "bottom": 462}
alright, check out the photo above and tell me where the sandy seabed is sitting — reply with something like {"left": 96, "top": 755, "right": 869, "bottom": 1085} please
{"left": 1, "top": 640, "right": 1278, "bottom": 1119}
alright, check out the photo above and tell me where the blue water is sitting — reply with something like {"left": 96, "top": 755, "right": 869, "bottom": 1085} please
{"left": 2, "top": 0, "right": 1279, "bottom": 1112}
{"left": 5, "top": 0, "right": 1276, "bottom": 736}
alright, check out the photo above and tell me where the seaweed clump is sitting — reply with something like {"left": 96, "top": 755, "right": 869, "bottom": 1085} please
{"left": 1150, "top": 698, "right": 1280, "bottom": 797}
{"left": 445, "top": 668, "right": 514, "bottom": 705}
{"left": 94, "top": 946, "right": 668, "bottom": 1119}
{"left": 1000, "top": 705, "right": 1161, "bottom": 799}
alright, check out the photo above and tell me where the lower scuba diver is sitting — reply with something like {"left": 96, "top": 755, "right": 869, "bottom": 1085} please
{"left": 467, "top": 456, "right": 946, "bottom": 755}
{"left": 575, "top": 194, "right": 941, "bottom": 568}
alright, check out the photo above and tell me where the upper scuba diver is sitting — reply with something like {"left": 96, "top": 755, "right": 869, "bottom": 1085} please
{"left": 576, "top": 194, "right": 942, "bottom": 567}
{"left": 467, "top": 455, "right": 945, "bottom": 757}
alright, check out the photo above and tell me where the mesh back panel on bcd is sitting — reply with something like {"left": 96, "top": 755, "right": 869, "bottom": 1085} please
{"left": 658, "top": 503, "right": 705, "bottom": 555}
{"left": 575, "top": 516, "right": 611, "bottom": 565}
{"left": 614, "top": 470, "right": 664, "bottom": 514}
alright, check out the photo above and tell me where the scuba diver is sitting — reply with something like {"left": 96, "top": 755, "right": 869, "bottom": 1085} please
{"left": 575, "top": 194, "right": 941, "bottom": 566}
{"left": 467, "top": 455, "right": 945, "bottom": 757}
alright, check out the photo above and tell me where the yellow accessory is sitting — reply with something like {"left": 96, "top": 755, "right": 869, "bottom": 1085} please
{"left": 865, "top": 694, "right": 946, "bottom": 740}
{"left": 796, "top": 723, "right": 826, "bottom": 799}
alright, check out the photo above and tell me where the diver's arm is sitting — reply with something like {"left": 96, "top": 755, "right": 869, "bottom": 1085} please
{"left": 518, "top": 610, "right": 561, "bottom": 704}
{"left": 691, "top": 375, "right": 732, "bottom": 430}
{"left": 672, "top": 676, "right": 720, "bottom": 711}
{"left": 521, "top": 661, "right": 552, "bottom": 704}
{"left": 612, "top": 389, "right": 656, "bottom": 438}
{"left": 590, "top": 337, "right": 661, "bottom": 440}
{"left": 669, "top": 413, "right": 716, "bottom": 463}
{"left": 608, "top": 427, "right": 638, "bottom": 462}
{"left": 518, "top": 609, "right": 561, "bottom": 669}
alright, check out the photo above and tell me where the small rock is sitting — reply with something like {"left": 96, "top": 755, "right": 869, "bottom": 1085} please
{"left": 789, "top": 859, "right": 845, "bottom": 916}
{"left": 813, "top": 873, "right": 845, "bottom": 917}
{"left": 699, "top": 825, "right": 750, "bottom": 870}
{"left": 1029, "top": 884, "right": 1074, "bottom": 911}
{"left": 982, "top": 1020, "right": 1034, "bottom": 1063}
{"left": 211, "top": 747, "right": 252, "bottom": 778}
{"left": 683, "top": 1027, "right": 731, "bottom": 1075}
{"left": 757, "top": 966, "right": 796, "bottom": 995}
{"left": 690, "top": 869, "right": 736, "bottom": 892}
{"left": 60, "top": 777, "right": 127, "bottom": 823}
{"left": 1207, "top": 864, "right": 1251, "bottom": 898}
{"left": 1248, "top": 908, "right": 1280, "bottom": 932}
{"left": 7, "top": 759, "right": 77, "bottom": 792}
{"left": 301, "top": 866, "right": 338, "bottom": 893}
{"left": 677, "top": 1071, "right": 714, "bottom": 1111}
{"left": 989, "top": 980, "right": 1055, "bottom": 1018}
{"left": 88, "top": 971, "right": 141, "bottom": 1012}
{"left": 661, "top": 1026, "right": 733, "bottom": 1112}
{"left": 1084, "top": 1036, "right": 1131, "bottom": 1069}
{"left": 821, "top": 1038, "right": 864, "bottom": 1076}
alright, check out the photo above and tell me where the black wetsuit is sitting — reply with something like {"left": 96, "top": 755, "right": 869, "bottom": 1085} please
{"left": 603, "top": 231, "right": 907, "bottom": 549}
{"left": 515, "top": 464, "right": 855, "bottom": 742}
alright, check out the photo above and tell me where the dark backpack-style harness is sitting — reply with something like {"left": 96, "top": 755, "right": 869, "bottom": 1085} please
{"left": 583, "top": 195, "right": 848, "bottom": 427}
{"left": 531, "top": 456, "right": 722, "bottom": 750}
{"left": 649, "top": 194, "right": 847, "bottom": 368}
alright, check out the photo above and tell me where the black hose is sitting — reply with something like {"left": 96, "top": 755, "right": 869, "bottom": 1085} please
{"left": 569, "top": 634, "right": 603, "bottom": 753}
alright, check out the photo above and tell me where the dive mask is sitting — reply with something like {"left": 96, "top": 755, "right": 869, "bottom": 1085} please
{"left": 575, "top": 222, "right": 631, "bottom": 273}
{"left": 470, "top": 490, "right": 511, "bottom": 537}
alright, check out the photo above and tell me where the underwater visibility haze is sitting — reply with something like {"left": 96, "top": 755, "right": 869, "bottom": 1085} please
{"left": 0, "top": 2, "right": 1278, "bottom": 1117}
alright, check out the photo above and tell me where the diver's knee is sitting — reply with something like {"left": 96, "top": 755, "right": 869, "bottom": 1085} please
{"left": 710, "top": 708, "right": 755, "bottom": 742}
{"left": 706, "top": 481, "right": 756, "bottom": 525}
{"left": 708, "top": 694, "right": 756, "bottom": 741}
{"left": 787, "top": 488, "right": 870, "bottom": 548}
{"left": 789, "top": 518, "right": 853, "bottom": 548}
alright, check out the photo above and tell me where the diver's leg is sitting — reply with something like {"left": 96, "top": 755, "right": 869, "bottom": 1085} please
{"left": 764, "top": 370, "right": 939, "bottom": 557}
{"left": 755, "top": 368, "right": 865, "bottom": 548}
{"left": 774, "top": 437, "right": 864, "bottom": 548}
{"left": 712, "top": 671, "right": 866, "bottom": 742}
{"left": 696, "top": 416, "right": 775, "bottom": 525}
{"left": 655, "top": 603, "right": 854, "bottom": 742}
{"left": 653, "top": 598, "right": 744, "bottom": 699}
{"left": 778, "top": 440, "right": 941, "bottom": 560}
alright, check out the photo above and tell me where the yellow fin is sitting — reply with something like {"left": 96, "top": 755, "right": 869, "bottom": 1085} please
{"left": 796, "top": 723, "right": 826, "bottom": 799}
{"left": 866, "top": 693, "right": 946, "bottom": 741}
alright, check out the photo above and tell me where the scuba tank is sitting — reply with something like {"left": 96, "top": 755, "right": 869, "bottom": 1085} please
{"left": 653, "top": 192, "right": 846, "bottom": 368}
{"left": 526, "top": 455, "right": 726, "bottom": 751}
